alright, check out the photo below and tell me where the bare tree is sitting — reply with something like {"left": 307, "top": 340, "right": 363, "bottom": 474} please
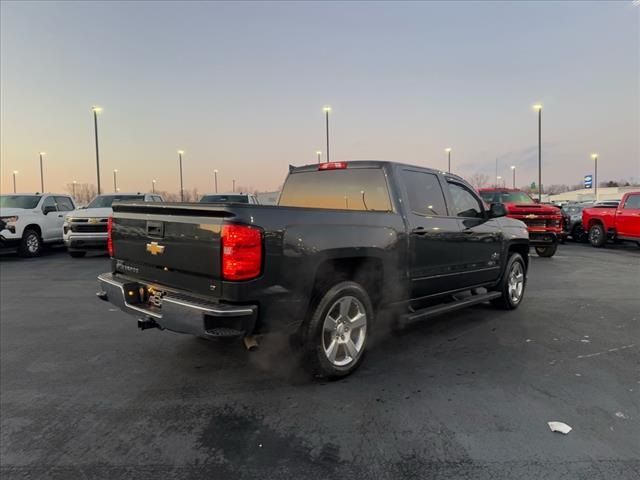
{"left": 66, "top": 183, "right": 97, "bottom": 205}
{"left": 467, "top": 173, "right": 490, "bottom": 190}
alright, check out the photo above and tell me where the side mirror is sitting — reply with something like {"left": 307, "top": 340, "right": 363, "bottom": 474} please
{"left": 43, "top": 205, "right": 57, "bottom": 215}
{"left": 489, "top": 203, "right": 507, "bottom": 218}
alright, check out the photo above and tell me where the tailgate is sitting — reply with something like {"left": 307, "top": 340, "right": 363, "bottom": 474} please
{"left": 111, "top": 203, "right": 234, "bottom": 295}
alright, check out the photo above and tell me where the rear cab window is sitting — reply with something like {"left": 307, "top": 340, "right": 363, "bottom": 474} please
{"left": 279, "top": 166, "right": 393, "bottom": 211}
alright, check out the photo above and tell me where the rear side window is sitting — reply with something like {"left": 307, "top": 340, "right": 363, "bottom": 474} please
{"left": 279, "top": 168, "right": 392, "bottom": 211}
{"left": 55, "top": 196, "right": 75, "bottom": 211}
{"left": 623, "top": 194, "right": 640, "bottom": 209}
{"left": 447, "top": 182, "right": 484, "bottom": 218}
{"left": 401, "top": 170, "right": 447, "bottom": 216}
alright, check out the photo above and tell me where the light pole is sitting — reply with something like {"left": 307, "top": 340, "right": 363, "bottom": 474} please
{"left": 232, "top": 179, "right": 236, "bottom": 192}
{"left": 533, "top": 104, "right": 543, "bottom": 201}
{"left": 113, "top": 169, "right": 118, "bottom": 192}
{"left": 445, "top": 148, "right": 452, "bottom": 173}
{"left": 72, "top": 180, "right": 77, "bottom": 198}
{"left": 12, "top": 171, "right": 18, "bottom": 193}
{"left": 152, "top": 179, "right": 156, "bottom": 193}
{"left": 214, "top": 169, "right": 219, "bottom": 193}
{"left": 91, "top": 106, "right": 103, "bottom": 194}
{"left": 511, "top": 166, "right": 516, "bottom": 189}
{"left": 177, "top": 150, "right": 184, "bottom": 201}
{"left": 316, "top": 150, "right": 322, "bottom": 164}
{"left": 39, "top": 152, "right": 46, "bottom": 192}
{"left": 323, "top": 105, "right": 331, "bottom": 162}
{"left": 591, "top": 153, "right": 598, "bottom": 201}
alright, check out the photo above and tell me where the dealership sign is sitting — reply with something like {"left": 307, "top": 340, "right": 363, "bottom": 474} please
{"left": 584, "top": 174, "right": 593, "bottom": 189}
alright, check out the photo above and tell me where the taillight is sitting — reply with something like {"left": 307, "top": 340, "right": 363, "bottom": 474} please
{"left": 107, "top": 216, "right": 114, "bottom": 257}
{"left": 221, "top": 224, "right": 262, "bottom": 281}
{"left": 318, "top": 162, "right": 348, "bottom": 170}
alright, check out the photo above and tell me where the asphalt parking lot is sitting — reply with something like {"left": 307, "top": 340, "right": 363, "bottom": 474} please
{"left": 1, "top": 243, "right": 639, "bottom": 479}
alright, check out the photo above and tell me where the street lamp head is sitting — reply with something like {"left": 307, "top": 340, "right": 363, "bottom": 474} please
{"left": 177, "top": 150, "right": 185, "bottom": 155}
{"left": 511, "top": 165, "right": 516, "bottom": 170}
{"left": 532, "top": 104, "right": 543, "bottom": 111}
{"left": 591, "top": 153, "right": 598, "bottom": 160}
{"left": 152, "top": 179, "right": 157, "bottom": 183}
{"left": 73, "top": 180, "right": 77, "bottom": 184}
{"left": 322, "top": 105, "right": 332, "bottom": 113}
{"left": 214, "top": 169, "right": 219, "bottom": 173}
{"left": 13, "top": 170, "right": 18, "bottom": 175}
{"left": 39, "top": 151, "right": 46, "bottom": 156}
{"left": 444, "top": 147, "right": 452, "bottom": 153}
{"left": 91, "top": 106, "right": 103, "bottom": 113}
{"left": 113, "top": 169, "right": 118, "bottom": 173}
{"left": 497, "top": 176, "right": 502, "bottom": 180}
{"left": 316, "top": 150, "right": 322, "bottom": 155}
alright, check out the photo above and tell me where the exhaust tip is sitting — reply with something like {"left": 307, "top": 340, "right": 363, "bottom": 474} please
{"left": 96, "top": 291, "right": 108, "bottom": 301}
{"left": 243, "top": 335, "right": 259, "bottom": 351}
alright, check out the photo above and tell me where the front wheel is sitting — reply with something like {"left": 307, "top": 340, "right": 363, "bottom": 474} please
{"left": 589, "top": 224, "right": 607, "bottom": 248}
{"left": 491, "top": 252, "right": 526, "bottom": 310}
{"left": 535, "top": 244, "right": 558, "bottom": 257}
{"left": 303, "top": 281, "right": 372, "bottom": 379}
{"left": 19, "top": 229, "right": 43, "bottom": 257}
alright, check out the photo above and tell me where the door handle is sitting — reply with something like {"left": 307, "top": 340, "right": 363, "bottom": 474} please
{"left": 411, "top": 227, "right": 428, "bottom": 235}
{"left": 58, "top": 214, "right": 64, "bottom": 218}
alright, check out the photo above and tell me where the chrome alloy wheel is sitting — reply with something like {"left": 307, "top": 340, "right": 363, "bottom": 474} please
{"left": 507, "top": 261, "right": 525, "bottom": 304}
{"left": 322, "top": 296, "right": 367, "bottom": 367}
{"left": 26, "top": 233, "right": 40, "bottom": 253}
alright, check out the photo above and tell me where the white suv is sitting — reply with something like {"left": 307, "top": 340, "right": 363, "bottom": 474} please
{"left": 63, "top": 192, "right": 163, "bottom": 257}
{"left": 0, "top": 194, "right": 76, "bottom": 257}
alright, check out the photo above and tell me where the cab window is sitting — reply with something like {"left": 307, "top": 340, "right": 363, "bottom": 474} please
{"left": 623, "top": 194, "right": 640, "bottom": 209}
{"left": 41, "top": 196, "right": 57, "bottom": 213}
{"left": 447, "top": 182, "right": 484, "bottom": 218}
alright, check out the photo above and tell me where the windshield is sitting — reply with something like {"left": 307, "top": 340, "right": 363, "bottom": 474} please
{"left": 200, "top": 195, "right": 249, "bottom": 203}
{"left": 87, "top": 195, "right": 144, "bottom": 208}
{"left": 0, "top": 195, "right": 41, "bottom": 209}
{"left": 480, "top": 191, "right": 534, "bottom": 204}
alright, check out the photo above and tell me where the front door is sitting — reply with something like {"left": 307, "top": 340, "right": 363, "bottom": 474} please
{"left": 444, "top": 181, "right": 503, "bottom": 287}
{"left": 40, "top": 196, "right": 60, "bottom": 241}
{"left": 400, "top": 168, "right": 465, "bottom": 298}
{"left": 617, "top": 193, "right": 640, "bottom": 238}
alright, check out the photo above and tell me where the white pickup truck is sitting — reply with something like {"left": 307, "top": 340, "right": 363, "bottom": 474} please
{"left": 0, "top": 193, "right": 76, "bottom": 257}
{"left": 63, "top": 192, "right": 163, "bottom": 257}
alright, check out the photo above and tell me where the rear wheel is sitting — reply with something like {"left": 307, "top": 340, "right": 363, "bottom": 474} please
{"left": 589, "top": 224, "right": 606, "bottom": 247}
{"left": 535, "top": 244, "right": 558, "bottom": 257}
{"left": 19, "top": 229, "right": 43, "bottom": 257}
{"left": 491, "top": 253, "right": 526, "bottom": 310}
{"left": 303, "top": 281, "right": 372, "bottom": 379}
{"left": 69, "top": 251, "right": 87, "bottom": 258}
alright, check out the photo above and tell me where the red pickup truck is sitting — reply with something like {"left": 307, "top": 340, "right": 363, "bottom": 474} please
{"left": 582, "top": 191, "right": 640, "bottom": 247}
{"left": 479, "top": 188, "right": 563, "bottom": 257}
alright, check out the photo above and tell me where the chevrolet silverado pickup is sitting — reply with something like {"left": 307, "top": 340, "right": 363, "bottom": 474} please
{"left": 479, "top": 188, "right": 562, "bottom": 257}
{"left": 582, "top": 192, "right": 640, "bottom": 247}
{"left": 98, "top": 161, "right": 530, "bottom": 378}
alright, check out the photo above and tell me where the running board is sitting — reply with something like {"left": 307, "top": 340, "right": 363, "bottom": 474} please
{"left": 402, "top": 291, "right": 502, "bottom": 323}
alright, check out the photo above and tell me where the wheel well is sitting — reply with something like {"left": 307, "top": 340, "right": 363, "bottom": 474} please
{"left": 23, "top": 224, "right": 42, "bottom": 238}
{"left": 587, "top": 219, "right": 603, "bottom": 230}
{"left": 508, "top": 244, "right": 529, "bottom": 270}
{"left": 311, "top": 257, "right": 384, "bottom": 306}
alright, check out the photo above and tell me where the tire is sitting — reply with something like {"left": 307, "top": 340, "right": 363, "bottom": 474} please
{"left": 490, "top": 252, "right": 526, "bottom": 310}
{"left": 69, "top": 251, "right": 87, "bottom": 258}
{"left": 535, "top": 244, "right": 558, "bottom": 257}
{"left": 588, "top": 223, "right": 606, "bottom": 248}
{"left": 571, "top": 225, "right": 587, "bottom": 243}
{"left": 19, "top": 229, "right": 43, "bottom": 257}
{"left": 302, "top": 281, "right": 372, "bottom": 379}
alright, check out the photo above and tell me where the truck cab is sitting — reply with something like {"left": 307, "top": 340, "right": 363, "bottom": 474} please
{"left": 479, "top": 188, "right": 562, "bottom": 257}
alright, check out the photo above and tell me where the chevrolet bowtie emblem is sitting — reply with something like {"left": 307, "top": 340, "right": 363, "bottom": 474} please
{"left": 526, "top": 214, "right": 538, "bottom": 219}
{"left": 146, "top": 242, "right": 165, "bottom": 255}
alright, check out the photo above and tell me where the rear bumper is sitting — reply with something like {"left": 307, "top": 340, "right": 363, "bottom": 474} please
{"left": 97, "top": 273, "right": 257, "bottom": 337}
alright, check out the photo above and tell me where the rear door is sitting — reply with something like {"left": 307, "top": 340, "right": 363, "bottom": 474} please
{"left": 399, "top": 168, "right": 464, "bottom": 298}
{"left": 444, "top": 180, "right": 503, "bottom": 286}
{"left": 617, "top": 193, "right": 640, "bottom": 238}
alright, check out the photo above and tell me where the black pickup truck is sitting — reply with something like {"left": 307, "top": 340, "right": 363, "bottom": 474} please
{"left": 98, "top": 161, "right": 530, "bottom": 378}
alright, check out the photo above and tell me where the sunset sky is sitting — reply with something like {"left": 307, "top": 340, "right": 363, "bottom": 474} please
{"left": 1, "top": 1, "right": 638, "bottom": 196}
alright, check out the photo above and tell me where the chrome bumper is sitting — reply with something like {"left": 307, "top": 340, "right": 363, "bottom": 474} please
{"left": 97, "top": 273, "right": 257, "bottom": 337}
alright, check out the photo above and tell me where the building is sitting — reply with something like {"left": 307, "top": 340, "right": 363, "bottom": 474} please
{"left": 549, "top": 186, "right": 638, "bottom": 203}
